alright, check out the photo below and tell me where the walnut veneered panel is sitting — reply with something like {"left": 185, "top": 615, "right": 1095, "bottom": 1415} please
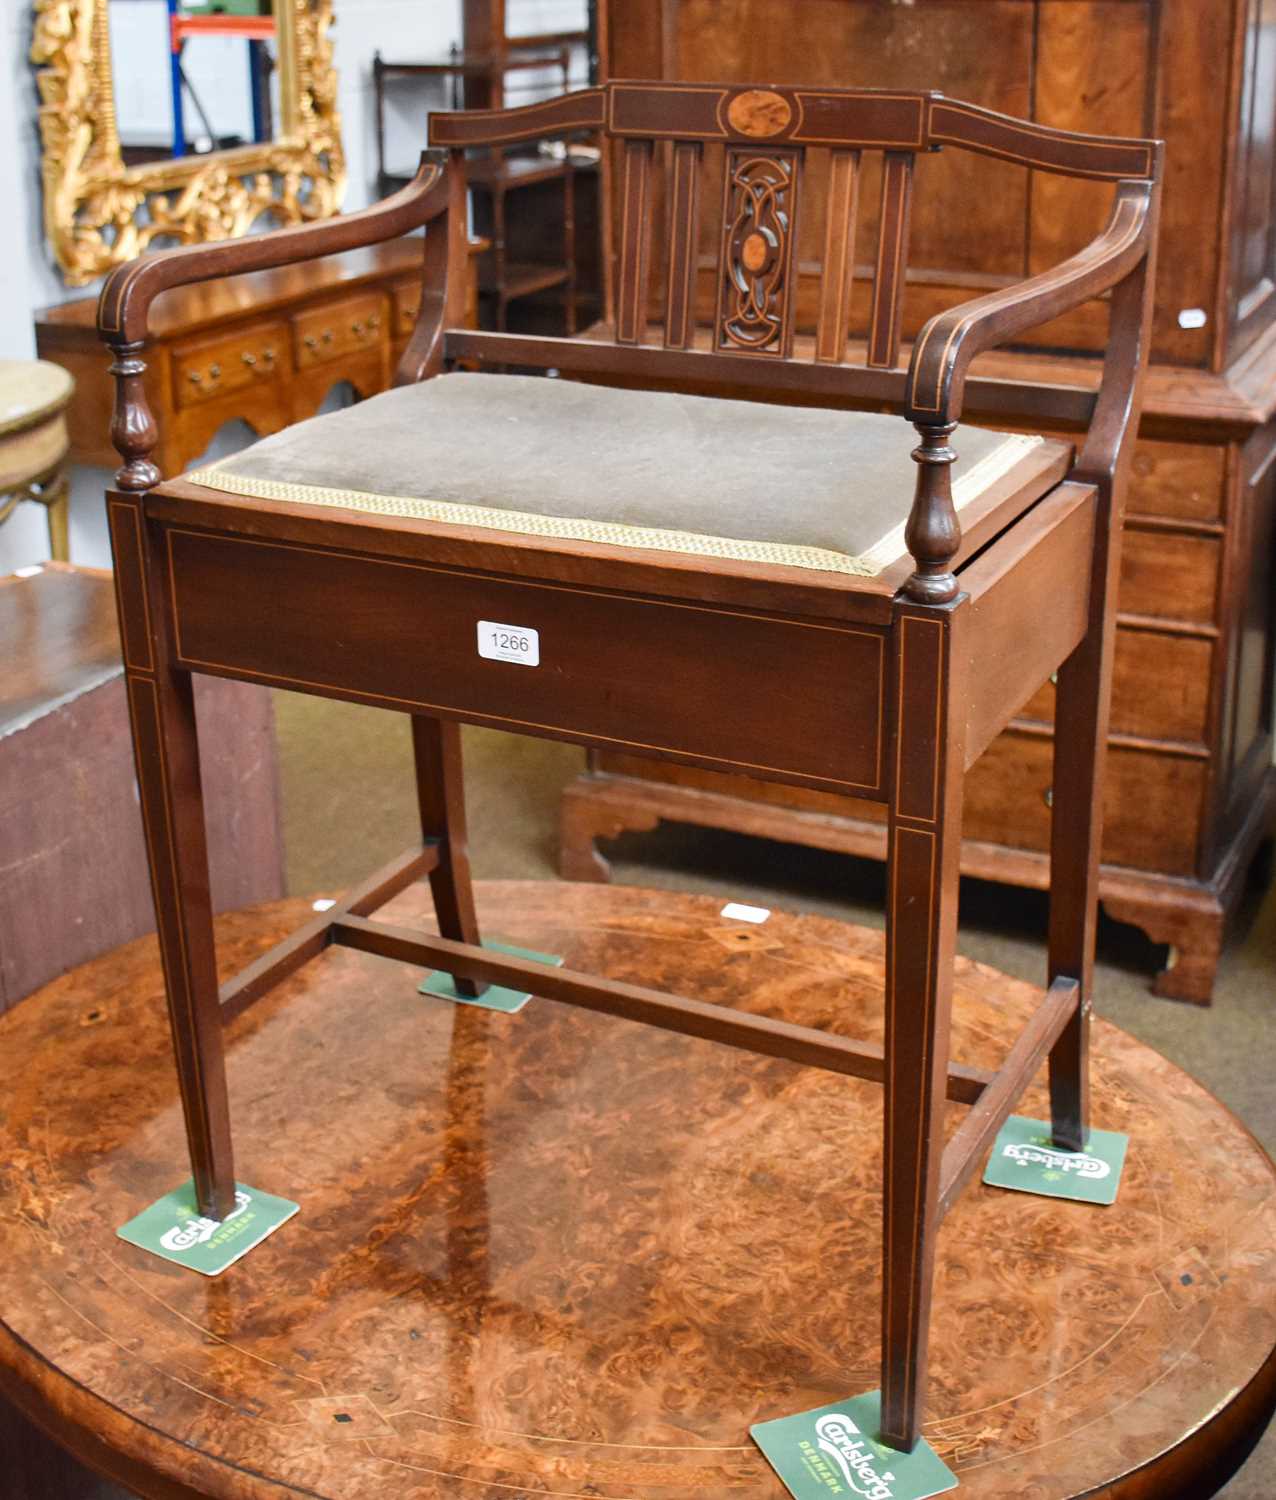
{"left": 612, "top": 0, "right": 1196, "bottom": 359}
{"left": 1230, "top": 0, "right": 1276, "bottom": 359}
{"left": 1125, "top": 440, "right": 1227, "bottom": 523}
{"left": 1119, "top": 530, "right": 1221, "bottom": 626}
{"left": 965, "top": 732, "right": 1206, "bottom": 876}
{"left": 1020, "top": 627, "right": 1216, "bottom": 746}
{"left": 166, "top": 529, "right": 886, "bottom": 796}
{"left": 1028, "top": 1, "right": 1153, "bottom": 321}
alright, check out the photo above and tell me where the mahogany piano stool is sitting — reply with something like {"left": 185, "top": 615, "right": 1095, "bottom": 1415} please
{"left": 96, "top": 82, "right": 1164, "bottom": 1454}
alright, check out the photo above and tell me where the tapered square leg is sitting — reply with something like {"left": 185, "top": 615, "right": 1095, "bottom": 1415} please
{"left": 411, "top": 716, "right": 486, "bottom": 999}
{"left": 1046, "top": 628, "right": 1104, "bottom": 1153}
{"left": 880, "top": 603, "right": 967, "bottom": 1453}
{"left": 108, "top": 495, "right": 235, "bottom": 1220}
{"left": 1047, "top": 255, "right": 1156, "bottom": 1152}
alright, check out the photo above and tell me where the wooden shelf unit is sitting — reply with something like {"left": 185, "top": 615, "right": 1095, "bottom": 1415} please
{"left": 373, "top": 28, "right": 591, "bottom": 332}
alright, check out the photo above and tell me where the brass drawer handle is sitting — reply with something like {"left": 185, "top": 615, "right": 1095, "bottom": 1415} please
{"left": 188, "top": 370, "right": 202, "bottom": 384}
{"left": 1043, "top": 788, "right": 1054, "bottom": 809}
{"left": 322, "top": 329, "right": 334, "bottom": 343}
{"left": 263, "top": 347, "right": 276, "bottom": 362}
{"left": 242, "top": 352, "right": 256, "bottom": 366}
{"left": 304, "top": 335, "right": 318, "bottom": 350}
{"left": 209, "top": 363, "right": 221, "bottom": 378}
{"left": 351, "top": 320, "right": 364, "bottom": 335}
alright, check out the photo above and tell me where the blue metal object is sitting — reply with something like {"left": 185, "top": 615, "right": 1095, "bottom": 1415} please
{"left": 168, "top": 0, "right": 186, "bottom": 157}
{"left": 248, "top": 37, "right": 265, "bottom": 144}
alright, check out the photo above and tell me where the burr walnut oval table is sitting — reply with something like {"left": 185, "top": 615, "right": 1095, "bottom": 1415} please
{"left": 0, "top": 880, "right": 1272, "bottom": 1500}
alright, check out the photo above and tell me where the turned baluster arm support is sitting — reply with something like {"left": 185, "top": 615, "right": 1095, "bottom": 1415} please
{"left": 899, "top": 175, "right": 1160, "bottom": 604}
{"left": 97, "top": 154, "right": 452, "bottom": 491}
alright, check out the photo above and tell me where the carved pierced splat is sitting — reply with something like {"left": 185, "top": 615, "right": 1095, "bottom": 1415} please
{"left": 715, "top": 150, "right": 799, "bottom": 356}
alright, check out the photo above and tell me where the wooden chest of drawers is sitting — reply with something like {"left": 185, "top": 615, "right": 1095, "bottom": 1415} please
{"left": 32, "top": 238, "right": 464, "bottom": 482}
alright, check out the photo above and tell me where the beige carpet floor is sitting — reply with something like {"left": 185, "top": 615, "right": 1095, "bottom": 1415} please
{"left": 274, "top": 689, "right": 1276, "bottom": 1497}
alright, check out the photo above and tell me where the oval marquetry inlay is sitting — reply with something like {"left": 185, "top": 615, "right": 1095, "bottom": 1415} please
{"left": 741, "top": 232, "right": 770, "bottom": 273}
{"left": 727, "top": 88, "right": 792, "bottom": 138}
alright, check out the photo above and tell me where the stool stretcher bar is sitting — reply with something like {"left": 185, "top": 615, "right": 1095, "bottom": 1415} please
{"left": 333, "top": 910, "right": 1000, "bottom": 1103}
{"left": 937, "top": 976, "right": 1081, "bottom": 1217}
{"left": 218, "top": 844, "right": 440, "bottom": 1021}
{"left": 213, "top": 846, "right": 1081, "bottom": 1150}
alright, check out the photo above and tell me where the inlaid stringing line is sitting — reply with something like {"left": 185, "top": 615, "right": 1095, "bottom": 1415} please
{"left": 816, "top": 149, "right": 860, "bottom": 364}
{"left": 109, "top": 501, "right": 154, "bottom": 673}
{"left": 928, "top": 100, "right": 1155, "bottom": 179}
{"left": 664, "top": 142, "right": 701, "bottom": 350}
{"left": 910, "top": 195, "right": 1145, "bottom": 413}
{"left": 868, "top": 152, "right": 913, "bottom": 369}
{"left": 166, "top": 528, "right": 887, "bottom": 793}
{"left": 131, "top": 675, "right": 215, "bottom": 1173}
{"left": 617, "top": 140, "right": 653, "bottom": 345}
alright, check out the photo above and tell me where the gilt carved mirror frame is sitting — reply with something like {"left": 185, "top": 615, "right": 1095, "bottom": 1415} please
{"left": 31, "top": 0, "right": 346, "bottom": 286}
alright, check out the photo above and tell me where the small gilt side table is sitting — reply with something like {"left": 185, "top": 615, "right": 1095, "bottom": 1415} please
{"left": 0, "top": 358, "right": 74, "bottom": 561}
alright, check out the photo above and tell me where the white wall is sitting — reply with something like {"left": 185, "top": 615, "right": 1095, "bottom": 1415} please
{"left": 110, "top": 1, "right": 257, "bottom": 152}
{"left": 1, "top": 0, "right": 52, "bottom": 567}
{"left": 0, "top": 0, "right": 583, "bottom": 575}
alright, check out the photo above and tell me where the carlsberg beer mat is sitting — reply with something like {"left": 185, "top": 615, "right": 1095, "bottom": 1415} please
{"left": 751, "top": 1391, "right": 958, "bottom": 1500}
{"left": 118, "top": 1179, "right": 299, "bottom": 1276}
{"left": 419, "top": 939, "right": 564, "bottom": 1014}
{"left": 983, "top": 1114, "right": 1129, "bottom": 1206}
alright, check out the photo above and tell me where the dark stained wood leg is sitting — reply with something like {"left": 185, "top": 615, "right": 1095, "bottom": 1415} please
{"left": 880, "top": 603, "right": 967, "bottom": 1453}
{"left": 1049, "top": 241, "right": 1157, "bottom": 1133}
{"left": 1046, "top": 513, "right": 1122, "bottom": 1149}
{"left": 108, "top": 496, "right": 235, "bottom": 1221}
{"left": 411, "top": 716, "right": 486, "bottom": 998}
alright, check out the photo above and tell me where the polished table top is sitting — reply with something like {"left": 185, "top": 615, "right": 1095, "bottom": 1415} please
{"left": 0, "top": 881, "right": 1272, "bottom": 1498}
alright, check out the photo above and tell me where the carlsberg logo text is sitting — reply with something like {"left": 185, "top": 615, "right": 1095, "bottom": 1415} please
{"left": 1003, "top": 1141, "right": 1110, "bottom": 1179}
{"left": 807, "top": 1413, "right": 897, "bottom": 1499}
{"left": 159, "top": 1189, "right": 251, "bottom": 1253}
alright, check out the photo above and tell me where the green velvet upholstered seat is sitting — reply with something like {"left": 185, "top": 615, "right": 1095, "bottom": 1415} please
{"left": 189, "top": 373, "right": 1058, "bottom": 578}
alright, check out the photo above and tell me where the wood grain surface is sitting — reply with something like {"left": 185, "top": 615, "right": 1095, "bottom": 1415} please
{"left": 0, "top": 565, "right": 284, "bottom": 1012}
{"left": 0, "top": 881, "right": 1271, "bottom": 1498}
